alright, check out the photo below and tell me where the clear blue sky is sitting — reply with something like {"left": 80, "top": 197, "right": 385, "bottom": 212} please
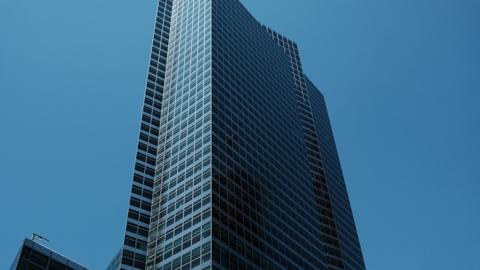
{"left": 1, "top": 0, "right": 479, "bottom": 269}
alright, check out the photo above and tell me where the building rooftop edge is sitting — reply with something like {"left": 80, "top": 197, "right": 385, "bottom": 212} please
{"left": 22, "top": 238, "right": 89, "bottom": 269}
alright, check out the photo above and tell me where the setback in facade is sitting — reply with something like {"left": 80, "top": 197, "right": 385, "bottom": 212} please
{"left": 112, "top": 0, "right": 365, "bottom": 269}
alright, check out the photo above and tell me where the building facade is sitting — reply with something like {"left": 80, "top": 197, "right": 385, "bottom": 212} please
{"left": 114, "top": 1, "right": 365, "bottom": 269}
{"left": 11, "top": 238, "right": 88, "bottom": 270}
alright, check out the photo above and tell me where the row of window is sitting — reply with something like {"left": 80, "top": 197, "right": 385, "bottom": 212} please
{"left": 150, "top": 170, "right": 210, "bottom": 230}
{"left": 150, "top": 242, "right": 211, "bottom": 270}
{"left": 18, "top": 246, "right": 80, "bottom": 270}
{"left": 155, "top": 221, "right": 211, "bottom": 264}
{"left": 125, "top": 235, "right": 147, "bottom": 251}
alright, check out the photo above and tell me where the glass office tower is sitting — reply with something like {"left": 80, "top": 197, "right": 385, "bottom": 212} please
{"left": 113, "top": 0, "right": 365, "bottom": 269}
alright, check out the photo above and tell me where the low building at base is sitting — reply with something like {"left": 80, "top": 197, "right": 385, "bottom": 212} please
{"left": 11, "top": 238, "right": 88, "bottom": 270}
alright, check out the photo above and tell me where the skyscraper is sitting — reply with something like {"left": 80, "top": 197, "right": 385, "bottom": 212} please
{"left": 113, "top": 1, "right": 365, "bottom": 270}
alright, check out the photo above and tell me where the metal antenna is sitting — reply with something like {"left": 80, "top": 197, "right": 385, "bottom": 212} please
{"left": 31, "top": 233, "right": 50, "bottom": 242}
